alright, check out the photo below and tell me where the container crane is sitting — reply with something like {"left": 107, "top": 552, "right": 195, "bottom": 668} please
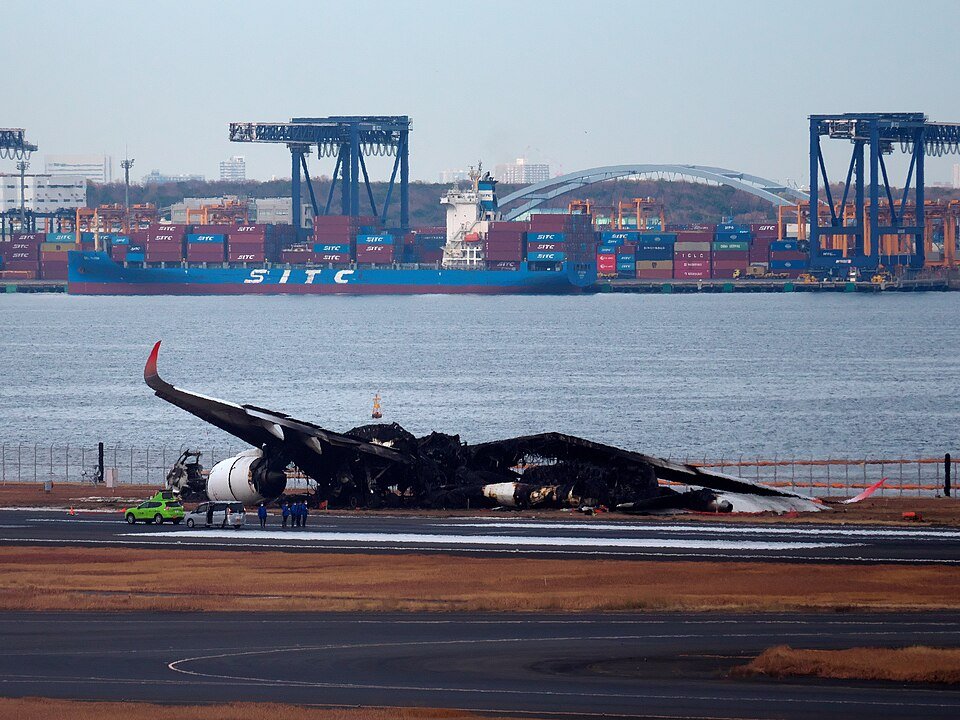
{"left": 228, "top": 116, "right": 411, "bottom": 239}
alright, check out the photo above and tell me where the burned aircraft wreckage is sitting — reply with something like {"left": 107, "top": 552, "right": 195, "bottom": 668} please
{"left": 148, "top": 342, "right": 820, "bottom": 513}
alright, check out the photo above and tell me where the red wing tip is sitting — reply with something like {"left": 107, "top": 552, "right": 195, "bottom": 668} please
{"left": 145, "top": 341, "right": 162, "bottom": 380}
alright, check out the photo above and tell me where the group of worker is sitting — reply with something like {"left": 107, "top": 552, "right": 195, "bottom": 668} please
{"left": 255, "top": 501, "right": 312, "bottom": 529}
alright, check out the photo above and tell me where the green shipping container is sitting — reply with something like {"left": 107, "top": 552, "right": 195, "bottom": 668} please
{"left": 713, "top": 241, "right": 750, "bottom": 252}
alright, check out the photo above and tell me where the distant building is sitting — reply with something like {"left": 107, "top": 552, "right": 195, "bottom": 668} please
{"left": 954, "top": 163, "right": 960, "bottom": 189}
{"left": 45, "top": 154, "right": 113, "bottom": 183}
{"left": 438, "top": 169, "right": 470, "bottom": 184}
{"left": 0, "top": 174, "right": 86, "bottom": 212}
{"left": 219, "top": 156, "right": 246, "bottom": 182}
{"left": 143, "top": 169, "right": 206, "bottom": 185}
{"left": 494, "top": 158, "right": 550, "bottom": 185}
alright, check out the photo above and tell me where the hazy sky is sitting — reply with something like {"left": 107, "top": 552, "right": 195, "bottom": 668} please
{"left": 3, "top": 0, "right": 959, "bottom": 186}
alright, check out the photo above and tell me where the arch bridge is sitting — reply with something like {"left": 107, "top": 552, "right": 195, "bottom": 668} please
{"left": 498, "top": 164, "right": 809, "bottom": 220}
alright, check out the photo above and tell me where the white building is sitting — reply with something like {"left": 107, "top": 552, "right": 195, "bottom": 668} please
{"left": 494, "top": 158, "right": 550, "bottom": 185}
{"left": 45, "top": 154, "right": 113, "bottom": 183}
{"left": 0, "top": 174, "right": 86, "bottom": 212}
{"left": 219, "top": 156, "right": 246, "bottom": 182}
{"left": 953, "top": 163, "right": 960, "bottom": 189}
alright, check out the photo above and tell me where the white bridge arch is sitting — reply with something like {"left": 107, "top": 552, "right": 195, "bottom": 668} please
{"left": 497, "top": 165, "right": 809, "bottom": 220}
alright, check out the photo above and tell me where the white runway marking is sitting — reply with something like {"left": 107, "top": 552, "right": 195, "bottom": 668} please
{"left": 443, "top": 521, "right": 960, "bottom": 539}
{"left": 128, "top": 529, "right": 850, "bottom": 551}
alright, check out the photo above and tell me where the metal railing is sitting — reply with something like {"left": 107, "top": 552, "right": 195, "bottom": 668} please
{"left": 0, "top": 443, "right": 954, "bottom": 498}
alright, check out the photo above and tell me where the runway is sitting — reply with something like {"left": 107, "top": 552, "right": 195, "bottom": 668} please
{"left": 1, "top": 508, "right": 959, "bottom": 563}
{"left": 0, "top": 611, "right": 958, "bottom": 718}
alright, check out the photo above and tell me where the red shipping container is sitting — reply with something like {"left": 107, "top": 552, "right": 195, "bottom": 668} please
{"left": 751, "top": 223, "right": 778, "bottom": 236}
{"left": 316, "top": 253, "right": 351, "bottom": 263}
{"left": 674, "top": 270, "right": 711, "bottom": 279}
{"left": 636, "top": 269, "right": 674, "bottom": 280}
{"left": 111, "top": 246, "right": 128, "bottom": 261}
{"left": 597, "top": 255, "right": 617, "bottom": 271}
{"left": 0, "top": 269, "right": 37, "bottom": 280}
{"left": 712, "top": 260, "right": 749, "bottom": 270}
{"left": 186, "top": 246, "right": 226, "bottom": 263}
{"left": 40, "top": 261, "right": 69, "bottom": 280}
{"left": 674, "top": 251, "right": 711, "bottom": 261}
{"left": 228, "top": 249, "right": 266, "bottom": 262}
{"left": 711, "top": 269, "right": 740, "bottom": 279}
{"left": 420, "top": 249, "right": 443, "bottom": 263}
{"left": 2, "top": 260, "right": 40, "bottom": 271}
{"left": 486, "top": 250, "right": 524, "bottom": 261}
{"left": 145, "top": 249, "right": 183, "bottom": 262}
{"left": 677, "top": 231, "right": 713, "bottom": 242}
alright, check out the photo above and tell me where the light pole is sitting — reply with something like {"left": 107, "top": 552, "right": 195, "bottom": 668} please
{"left": 121, "top": 157, "right": 135, "bottom": 228}
{"left": 16, "top": 160, "right": 29, "bottom": 228}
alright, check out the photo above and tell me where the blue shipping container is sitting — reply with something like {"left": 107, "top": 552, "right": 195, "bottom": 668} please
{"left": 527, "top": 251, "right": 566, "bottom": 262}
{"left": 187, "top": 234, "right": 226, "bottom": 244}
{"left": 314, "top": 244, "right": 351, "bottom": 253}
{"left": 48, "top": 232, "right": 76, "bottom": 243}
{"left": 126, "top": 253, "right": 145, "bottom": 262}
{"left": 717, "top": 223, "right": 750, "bottom": 233}
{"left": 599, "top": 231, "right": 639, "bottom": 242}
{"left": 112, "top": 236, "right": 130, "bottom": 245}
{"left": 819, "top": 249, "right": 844, "bottom": 258}
{"left": 770, "top": 259, "right": 808, "bottom": 270}
{"left": 80, "top": 232, "right": 95, "bottom": 242}
{"left": 597, "top": 245, "right": 619, "bottom": 254}
{"left": 356, "top": 234, "right": 394, "bottom": 245}
{"left": 714, "top": 231, "right": 752, "bottom": 241}
{"left": 617, "top": 254, "right": 636, "bottom": 263}
{"left": 770, "top": 241, "right": 799, "bottom": 252}
{"left": 637, "top": 233, "right": 677, "bottom": 245}
{"left": 527, "top": 232, "right": 565, "bottom": 242}
{"left": 635, "top": 248, "right": 673, "bottom": 260}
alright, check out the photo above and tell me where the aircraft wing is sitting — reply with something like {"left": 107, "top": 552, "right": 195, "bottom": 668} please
{"left": 143, "top": 341, "right": 411, "bottom": 465}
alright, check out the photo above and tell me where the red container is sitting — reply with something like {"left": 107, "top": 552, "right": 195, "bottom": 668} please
{"left": 111, "top": 246, "right": 128, "bottom": 261}
{"left": 40, "top": 261, "right": 69, "bottom": 280}
{"left": 711, "top": 269, "right": 740, "bottom": 279}
{"left": 751, "top": 223, "right": 778, "bottom": 237}
{"left": 230, "top": 225, "right": 269, "bottom": 240}
{"left": 420, "top": 249, "right": 443, "bottom": 263}
{"left": 712, "top": 251, "right": 749, "bottom": 262}
{"left": 2, "top": 260, "right": 40, "bottom": 271}
{"left": 677, "top": 231, "right": 713, "bottom": 242}
{"left": 3, "top": 243, "right": 39, "bottom": 260}
{"left": 130, "top": 230, "right": 150, "bottom": 245}
{"left": 636, "top": 269, "right": 674, "bottom": 280}
{"left": 674, "top": 269, "right": 711, "bottom": 279}
{"left": 40, "top": 250, "right": 70, "bottom": 262}
{"left": 228, "top": 248, "right": 266, "bottom": 262}
{"left": 597, "top": 255, "right": 617, "bottom": 272}
{"left": 0, "top": 269, "right": 37, "bottom": 280}
{"left": 145, "top": 249, "right": 183, "bottom": 262}
{"left": 316, "top": 253, "right": 351, "bottom": 263}
{"left": 674, "top": 251, "right": 711, "bottom": 261}
{"left": 486, "top": 249, "right": 524, "bottom": 261}
{"left": 186, "top": 245, "right": 226, "bottom": 263}
{"left": 712, "top": 259, "right": 749, "bottom": 270}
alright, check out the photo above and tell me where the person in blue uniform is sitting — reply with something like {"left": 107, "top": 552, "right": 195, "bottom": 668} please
{"left": 257, "top": 503, "right": 267, "bottom": 529}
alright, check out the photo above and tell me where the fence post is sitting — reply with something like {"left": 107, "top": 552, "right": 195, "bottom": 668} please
{"left": 98, "top": 443, "right": 104, "bottom": 484}
{"left": 946, "top": 453, "right": 952, "bottom": 497}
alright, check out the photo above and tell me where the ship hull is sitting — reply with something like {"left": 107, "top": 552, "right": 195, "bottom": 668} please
{"left": 68, "top": 252, "right": 596, "bottom": 296}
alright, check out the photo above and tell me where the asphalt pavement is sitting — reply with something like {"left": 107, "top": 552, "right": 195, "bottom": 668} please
{"left": 0, "top": 611, "right": 958, "bottom": 719}
{"left": 0, "top": 508, "right": 959, "bottom": 563}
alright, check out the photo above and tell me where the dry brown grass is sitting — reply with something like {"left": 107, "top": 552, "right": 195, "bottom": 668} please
{"left": 736, "top": 645, "right": 960, "bottom": 683}
{"left": 0, "top": 698, "right": 523, "bottom": 720}
{"left": 3, "top": 547, "right": 960, "bottom": 613}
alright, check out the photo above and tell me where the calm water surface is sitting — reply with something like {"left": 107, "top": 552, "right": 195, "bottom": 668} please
{"left": 1, "top": 292, "right": 958, "bottom": 459}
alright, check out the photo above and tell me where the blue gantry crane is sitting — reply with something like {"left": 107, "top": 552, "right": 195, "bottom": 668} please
{"left": 809, "top": 113, "right": 960, "bottom": 271}
{"left": 229, "top": 116, "right": 411, "bottom": 237}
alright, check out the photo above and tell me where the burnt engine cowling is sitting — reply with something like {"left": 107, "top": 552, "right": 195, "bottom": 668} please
{"left": 207, "top": 448, "right": 287, "bottom": 505}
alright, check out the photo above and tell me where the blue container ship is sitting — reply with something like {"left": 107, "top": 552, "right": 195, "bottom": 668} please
{"left": 67, "top": 172, "right": 596, "bottom": 296}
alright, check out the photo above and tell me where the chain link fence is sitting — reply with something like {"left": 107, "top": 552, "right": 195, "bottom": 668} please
{"left": 0, "top": 443, "right": 953, "bottom": 498}
{"left": 0, "top": 443, "right": 244, "bottom": 487}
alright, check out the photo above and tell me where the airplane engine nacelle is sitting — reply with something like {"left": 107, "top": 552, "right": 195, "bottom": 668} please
{"left": 207, "top": 448, "right": 287, "bottom": 505}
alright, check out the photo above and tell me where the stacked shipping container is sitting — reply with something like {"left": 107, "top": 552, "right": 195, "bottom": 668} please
{"left": 674, "top": 231, "right": 712, "bottom": 279}
{"left": 0, "top": 233, "right": 41, "bottom": 278}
